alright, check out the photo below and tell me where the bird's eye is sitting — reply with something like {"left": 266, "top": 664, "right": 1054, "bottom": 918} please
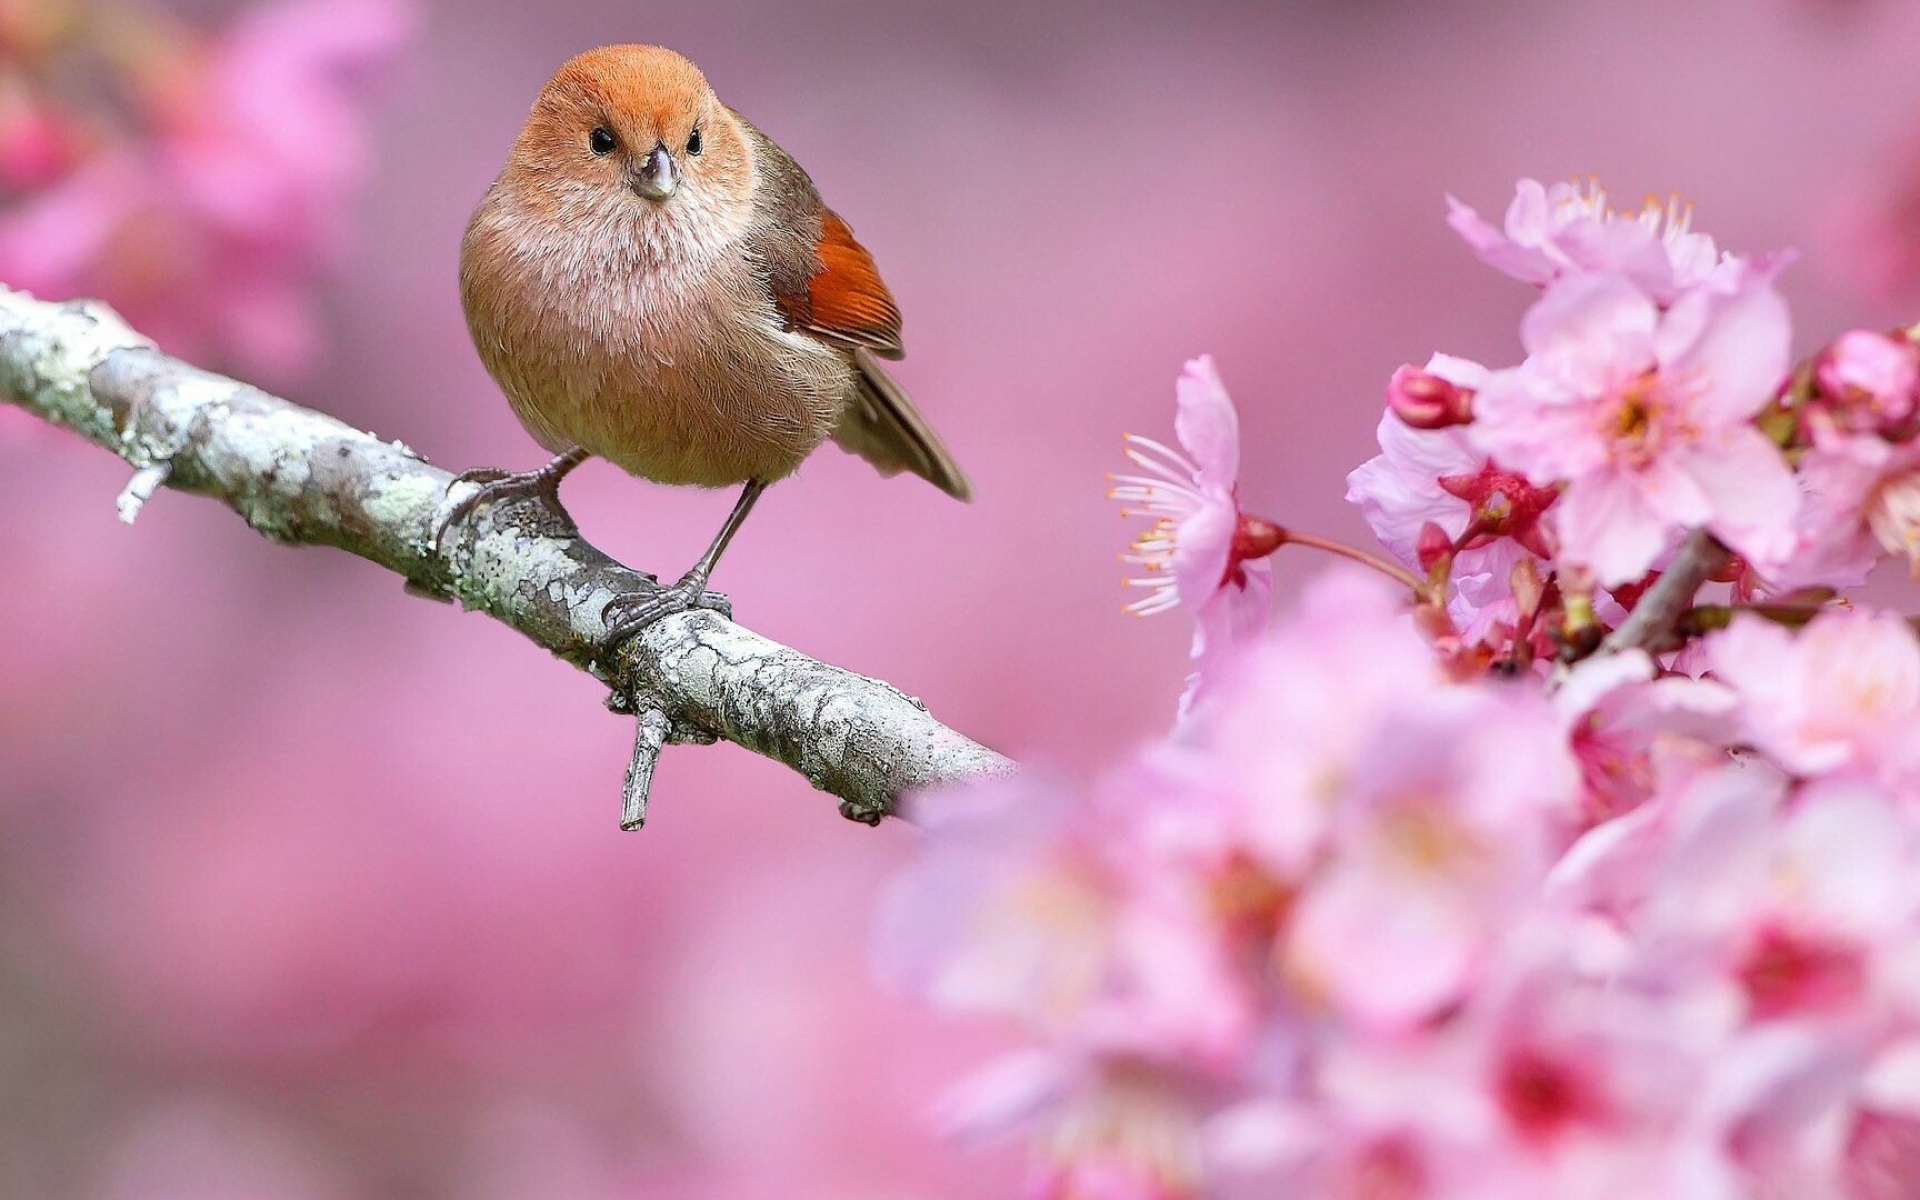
{"left": 686, "top": 127, "right": 703, "bottom": 156}
{"left": 589, "top": 126, "right": 617, "bottom": 156}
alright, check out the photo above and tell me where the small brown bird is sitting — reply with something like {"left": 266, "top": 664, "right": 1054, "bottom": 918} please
{"left": 450, "top": 44, "right": 970, "bottom": 640}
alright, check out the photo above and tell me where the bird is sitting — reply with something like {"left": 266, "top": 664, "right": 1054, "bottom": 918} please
{"left": 448, "top": 44, "right": 971, "bottom": 644}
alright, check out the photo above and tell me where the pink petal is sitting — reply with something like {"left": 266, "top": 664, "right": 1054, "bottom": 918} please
{"left": 1519, "top": 273, "right": 1659, "bottom": 376}
{"left": 1445, "top": 190, "right": 1557, "bottom": 284}
{"left": 1556, "top": 469, "right": 1676, "bottom": 587}
{"left": 1657, "top": 269, "right": 1793, "bottom": 425}
{"left": 1686, "top": 427, "right": 1801, "bottom": 574}
{"left": 1288, "top": 867, "right": 1480, "bottom": 1030}
{"left": 1502, "top": 178, "right": 1555, "bottom": 244}
{"left": 1423, "top": 351, "right": 1490, "bottom": 390}
{"left": 1184, "top": 557, "right": 1272, "bottom": 714}
{"left": 1554, "top": 214, "right": 1672, "bottom": 296}
{"left": 1344, "top": 414, "right": 1482, "bottom": 566}
{"left": 1174, "top": 355, "right": 1240, "bottom": 491}
{"left": 1633, "top": 454, "right": 1715, "bottom": 528}
{"left": 1169, "top": 496, "right": 1238, "bottom": 612}
{"left": 1470, "top": 365, "right": 1611, "bottom": 483}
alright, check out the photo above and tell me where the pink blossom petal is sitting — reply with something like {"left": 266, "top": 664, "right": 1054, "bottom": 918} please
{"left": 1633, "top": 454, "right": 1715, "bottom": 528}
{"left": 1169, "top": 498, "right": 1238, "bottom": 614}
{"left": 1345, "top": 414, "right": 1483, "bottom": 560}
{"left": 1685, "top": 427, "right": 1801, "bottom": 574}
{"left": 1287, "top": 866, "right": 1483, "bottom": 1030}
{"left": 1708, "top": 610, "right": 1920, "bottom": 783}
{"left": 1556, "top": 468, "right": 1676, "bottom": 586}
{"left": 1657, "top": 268, "right": 1794, "bottom": 425}
{"left": 1446, "top": 189, "right": 1558, "bottom": 284}
{"left": 1173, "top": 355, "right": 1240, "bottom": 491}
{"left": 1519, "top": 273, "right": 1659, "bottom": 376}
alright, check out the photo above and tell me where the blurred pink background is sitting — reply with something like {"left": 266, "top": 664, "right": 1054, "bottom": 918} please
{"left": 6, "top": 0, "right": 1920, "bottom": 1195}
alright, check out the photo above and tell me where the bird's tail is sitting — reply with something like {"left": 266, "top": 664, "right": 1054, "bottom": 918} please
{"left": 832, "top": 348, "right": 973, "bottom": 501}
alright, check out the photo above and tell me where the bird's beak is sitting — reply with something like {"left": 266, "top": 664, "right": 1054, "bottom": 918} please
{"left": 632, "top": 143, "right": 678, "bottom": 201}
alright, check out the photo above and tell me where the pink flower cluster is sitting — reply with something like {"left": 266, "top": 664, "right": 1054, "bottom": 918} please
{"left": 885, "top": 572, "right": 1920, "bottom": 1199}
{"left": 887, "top": 181, "right": 1920, "bottom": 1198}
{"left": 1351, "top": 179, "right": 1920, "bottom": 658}
{"left": 0, "top": 0, "right": 412, "bottom": 383}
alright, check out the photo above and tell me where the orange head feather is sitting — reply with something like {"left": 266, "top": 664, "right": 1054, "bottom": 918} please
{"left": 502, "top": 45, "right": 756, "bottom": 242}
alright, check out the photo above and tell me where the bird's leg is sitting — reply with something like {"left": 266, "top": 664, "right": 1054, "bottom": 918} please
{"left": 601, "top": 479, "right": 768, "bottom": 645}
{"left": 435, "top": 446, "right": 590, "bottom": 550}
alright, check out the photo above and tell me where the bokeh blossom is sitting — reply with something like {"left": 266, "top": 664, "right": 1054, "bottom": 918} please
{"left": 0, "top": 0, "right": 412, "bottom": 382}
{"left": 893, "top": 562, "right": 1920, "bottom": 1199}
{"left": 1707, "top": 609, "right": 1920, "bottom": 787}
{"left": 1826, "top": 118, "right": 1920, "bottom": 310}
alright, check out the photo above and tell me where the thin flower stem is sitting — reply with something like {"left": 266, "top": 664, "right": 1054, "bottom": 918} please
{"left": 1281, "top": 530, "right": 1425, "bottom": 593}
{"left": 1683, "top": 600, "right": 1863, "bottom": 636}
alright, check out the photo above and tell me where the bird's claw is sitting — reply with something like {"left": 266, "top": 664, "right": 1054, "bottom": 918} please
{"left": 601, "top": 579, "right": 731, "bottom": 649}
{"left": 434, "top": 463, "right": 574, "bottom": 552}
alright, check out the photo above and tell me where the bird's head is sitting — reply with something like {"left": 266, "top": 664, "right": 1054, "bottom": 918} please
{"left": 506, "top": 45, "right": 756, "bottom": 252}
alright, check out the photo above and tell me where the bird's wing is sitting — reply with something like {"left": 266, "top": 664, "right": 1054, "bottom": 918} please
{"left": 771, "top": 213, "right": 970, "bottom": 499}
{"left": 771, "top": 209, "right": 904, "bottom": 360}
{"left": 732, "top": 116, "right": 969, "bottom": 499}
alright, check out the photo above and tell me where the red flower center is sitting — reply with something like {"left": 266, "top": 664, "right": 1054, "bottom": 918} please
{"left": 1437, "top": 466, "right": 1557, "bottom": 558}
{"left": 1222, "top": 513, "right": 1287, "bottom": 590}
{"left": 1736, "top": 924, "right": 1867, "bottom": 1019}
{"left": 1497, "top": 1046, "right": 1606, "bottom": 1143}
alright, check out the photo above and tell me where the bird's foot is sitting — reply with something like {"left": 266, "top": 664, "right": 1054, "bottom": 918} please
{"left": 601, "top": 575, "right": 732, "bottom": 649}
{"left": 434, "top": 457, "right": 579, "bottom": 551}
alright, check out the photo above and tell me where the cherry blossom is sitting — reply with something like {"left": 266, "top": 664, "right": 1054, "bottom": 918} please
{"left": 1447, "top": 177, "right": 1725, "bottom": 304}
{"left": 1111, "top": 356, "right": 1280, "bottom": 708}
{"left": 1471, "top": 268, "right": 1799, "bottom": 587}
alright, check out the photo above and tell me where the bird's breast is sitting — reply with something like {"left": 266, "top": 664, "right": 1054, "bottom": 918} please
{"left": 462, "top": 200, "right": 853, "bottom": 488}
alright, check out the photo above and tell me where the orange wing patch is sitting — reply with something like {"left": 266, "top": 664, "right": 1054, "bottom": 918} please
{"left": 779, "top": 210, "right": 904, "bottom": 359}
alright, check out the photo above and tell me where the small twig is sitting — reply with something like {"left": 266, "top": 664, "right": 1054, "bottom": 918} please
{"left": 1681, "top": 599, "right": 1862, "bottom": 637}
{"left": 1598, "top": 530, "right": 1731, "bottom": 655}
{"left": 621, "top": 707, "right": 672, "bottom": 830}
{"left": 114, "top": 462, "right": 171, "bottom": 524}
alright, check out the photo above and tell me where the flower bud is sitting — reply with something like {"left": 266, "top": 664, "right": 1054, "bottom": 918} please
{"left": 1386, "top": 364, "right": 1473, "bottom": 429}
{"left": 1812, "top": 329, "right": 1920, "bottom": 435}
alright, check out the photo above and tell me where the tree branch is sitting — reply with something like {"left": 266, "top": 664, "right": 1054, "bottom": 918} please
{"left": 0, "top": 288, "right": 1013, "bottom": 825}
{"left": 1598, "top": 528, "right": 1731, "bottom": 656}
